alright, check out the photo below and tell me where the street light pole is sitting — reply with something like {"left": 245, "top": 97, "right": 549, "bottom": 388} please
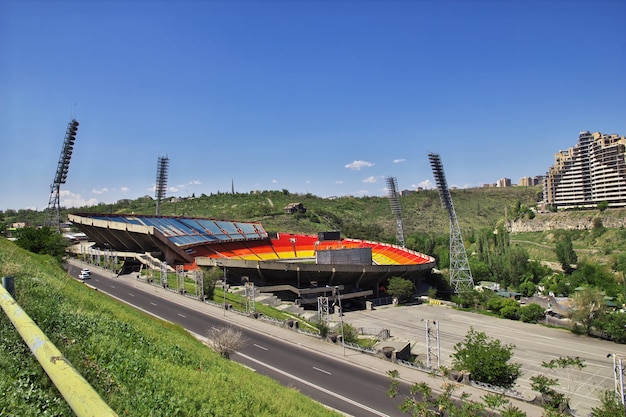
{"left": 334, "top": 286, "right": 345, "bottom": 356}
{"left": 223, "top": 266, "right": 227, "bottom": 316}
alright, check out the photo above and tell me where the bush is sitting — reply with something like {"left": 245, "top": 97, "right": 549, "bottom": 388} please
{"left": 519, "top": 303, "right": 545, "bottom": 323}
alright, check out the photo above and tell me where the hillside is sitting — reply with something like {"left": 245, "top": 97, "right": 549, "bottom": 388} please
{"left": 70, "top": 186, "right": 542, "bottom": 242}
{"left": 6, "top": 186, "right": 626, "bottom": 268}
{"left": 0, "top": 239, "right": 341, "bottom": 416}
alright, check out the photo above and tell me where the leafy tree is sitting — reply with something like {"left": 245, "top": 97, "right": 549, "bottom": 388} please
{"left": 570, "top": 286, "right": 606, "bottom": 335}
{"left": 14, "top": 226, "right": 68, "bottom": 263}
{"left": 531, "top": 356, "right": 585, "bottom": 413}
{"left": 518, "top": 281, "right": 536, "bottom": 297}
{"left": 593, "top": 312, "right": 626, "bottom": 343}
{"left": 500, "top": 302, "right": 521, "bottom": 320}
{"left": 591, "top": 389, "right": 626, "bottom": 417}
{"left": 597, "top": 201, "right": 609, "bottom": 212}
{"left": 451, "top": 327, "right": 522, "bottom": 389}
{"left": 555, "top": 235, "right": 577, "bottom": 274}
{"left": 570, "top": 261, "right": 619, "bottom": 297}
{"left": 453, "top": 289, "right": 487, "bottom": 309}
{"left": 387, "top": 277, "right": 415, "bottom": 304}
{"left": 202, "top": 266, "right": 222, "bottom": 300}
{"left": 519, "top": 303, "right": 545, "bottom": 323}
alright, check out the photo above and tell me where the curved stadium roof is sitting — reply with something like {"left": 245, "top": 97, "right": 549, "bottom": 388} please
{"left": 68, "top": 213, "right": 436, "bottom": 291}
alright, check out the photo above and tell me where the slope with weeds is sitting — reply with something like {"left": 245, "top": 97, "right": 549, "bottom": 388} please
{"left": 0, "top": 239, "right": 340, "bottom": 417}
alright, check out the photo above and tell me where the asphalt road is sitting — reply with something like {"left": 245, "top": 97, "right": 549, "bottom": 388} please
{"left": 67, "top": 264, "right": 407, "bottom": 417}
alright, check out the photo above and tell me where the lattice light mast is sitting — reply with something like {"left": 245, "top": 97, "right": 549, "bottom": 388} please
{"left": 155, "top": 155, "right": 169, "bottom": 215}
{"left": 45, "top": 119, "right": 79, "bottom": 231}
{"left": 386, "top": 176, "right": 406, "bottom": 247}
{"left": 428, "top": 153, "right": 474, "bottom": 293}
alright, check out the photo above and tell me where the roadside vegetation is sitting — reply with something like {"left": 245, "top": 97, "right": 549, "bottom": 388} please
{"left": 0, "top": 239, "right": 341, "bottom": 417}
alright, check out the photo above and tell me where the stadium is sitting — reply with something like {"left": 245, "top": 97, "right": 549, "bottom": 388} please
{"left": 68, "top": 213, "right": 436, "bottom": 306}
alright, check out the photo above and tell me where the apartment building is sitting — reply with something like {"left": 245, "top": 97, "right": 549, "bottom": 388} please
{"left": 544, "top": 131, "right": 626, "bottom": 209}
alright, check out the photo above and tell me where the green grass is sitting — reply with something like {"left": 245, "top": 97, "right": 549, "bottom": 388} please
{"left": 0, "top": 239, "right": 341, "bottom": 417}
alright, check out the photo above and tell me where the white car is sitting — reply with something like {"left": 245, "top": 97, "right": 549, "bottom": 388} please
{"left": 79, "top": 268, "right": 91, "bottom": 280}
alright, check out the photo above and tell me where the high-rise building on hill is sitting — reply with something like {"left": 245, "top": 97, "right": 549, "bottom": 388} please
{"left": 544, "top": 131, "right": 626, "bottom": 209}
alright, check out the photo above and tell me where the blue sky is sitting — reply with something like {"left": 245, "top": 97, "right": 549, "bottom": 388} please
{"left": 2, "top": 0, "right": 625, "bottom": 211}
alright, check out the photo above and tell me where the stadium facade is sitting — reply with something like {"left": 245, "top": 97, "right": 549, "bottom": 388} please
{"left": 68, "top": 213, "right": 436, "bottom": 303}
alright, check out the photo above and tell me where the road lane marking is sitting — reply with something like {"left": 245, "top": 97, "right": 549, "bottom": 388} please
{"left": 313, "top": 367, "right": 331, "bottom": 375}
{"left": 110, "top": 285, "right": 116, "bottom": 289}
{"left": 178, "top": 313, "right": 186, "bottom": 318}
{"left": 235, "top": 351, "right": 390, "bottom": 417}
{"left": 128, "top": 293, "right": 135, "bottom": 297}
{"left": 150, "top": 302, "right": 157, "bottom": 306}
{"left": 253, "top": 344, "right": 268, "bottom": 351}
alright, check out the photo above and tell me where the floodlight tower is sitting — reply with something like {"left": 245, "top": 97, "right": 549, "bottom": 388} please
{"left": 44, "top": 119, "right": 79, "bottom": 231}
{"left": 386, "top": 176, "right": 406, "bottom": 247}
{"left": 428, "top": 153, "right": 474, "bottom": 293}
{"left": 155, "top": 155, "right": 169, "bottom": 215}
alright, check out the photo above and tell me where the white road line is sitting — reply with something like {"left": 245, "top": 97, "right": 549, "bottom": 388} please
{"left": 178, "top": 313, "right": 186, "bottom": 318}
{"left": 253, "top": 344, "right": 268, "bottom": 351}
{"left": 150, "top": 302, "right": 157, "bottom": 306}
{"left": 236, "top": 351, "right": 390, "bottom": 417}
{"left": 313, "top": 366, "right": 331, "bottom": 375}
{"left": 110, "top": 285, "right": 116, "bottom": 288}
{"left": 128, "top": 293, "right": 135, "bottom": 297}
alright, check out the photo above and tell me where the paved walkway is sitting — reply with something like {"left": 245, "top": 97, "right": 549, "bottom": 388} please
{"left": 71, "top": 260, "right": 547, "bottom": 417}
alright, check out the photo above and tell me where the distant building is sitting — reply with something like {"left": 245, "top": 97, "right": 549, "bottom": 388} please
{"left": 497, "top": 178, "right": 511, "bottom": 188}
{"left": 400, "top": 189, "right": 417, "bottom": 196}
{"left": 519, "top": 176, "right": 542, "bottom": 186}
{"left": 544, "top": 131, "right": 626, "bottom": 209}
{"left": 284, "top": 202, "right": 306, "bottom": 214}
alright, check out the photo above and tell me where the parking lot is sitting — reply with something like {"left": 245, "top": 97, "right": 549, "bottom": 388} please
{"left": 342, "top": 302, "right": 626, "bottom": 416}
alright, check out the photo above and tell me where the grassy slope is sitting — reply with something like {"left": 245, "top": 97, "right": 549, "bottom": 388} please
{"left": 76, "top": 186, "right": 541, "bottom": 238}
{"left": 0, "top": 239, "right": 340, "bottom": 417}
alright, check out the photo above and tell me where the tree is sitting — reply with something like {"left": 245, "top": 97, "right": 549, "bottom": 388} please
{"left": 593, "top": 312, "right": 626, "bottom": 343}
{"left": 15, "top": 226, "right": 68, "bottom": 263}
{"left": 570, "top": 286, "right": 605, "bottom": 336}
{"left": 531, "top": 356, "right": 585, "bottom": 413}
{"left": 202, "top": 266, "right": 222, "bottom": 300}
{"left": 591, "top": 390, "right": 626, "bottom": 417}
{"left": 387, "top": 277, "right": 415, "bottom": 304}
{"left": 555, "top": 235, "right": 577, "bottom": 274}
{"left": 519, "top": 303, "right": 545, "bottom": 323}
{"left": 518, "top": 281, "right": 536, "bottom": 297}
{"left": 205, "top": 326, "right": 248, "bottom": 359}
{"left": 451, "top": 327, "right": 522, "bottom": 389}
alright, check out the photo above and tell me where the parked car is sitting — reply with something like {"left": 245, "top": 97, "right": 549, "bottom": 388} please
{"left": 79, "top": 268, "right": 91, "bottom": 280}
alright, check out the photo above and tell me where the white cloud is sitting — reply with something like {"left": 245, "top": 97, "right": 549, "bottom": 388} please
{"left": 120, "top": 186, "right": 130, "bottom": 192}
{"left": 91, "top": 188, "right": 109, "bottom": 195}
{"left": 60, "top": 190, "right": 98, "bottom": 208}
{"left": 362, "top": 176, "right": 377, "bottom": 183}
{"left": 417, "top": 179, "right": 433, "bottom": 189}
{"left": 169, "top": 186, "right": 179, "bottom": 193}
{"left": 189, "top": 180, "right": 201, "bottom": 185}
{"left": 393, "top": 158, "right": 406, "bottom": 164}
{"left": 335, "top": 180, "right": 344, "bottom": 184}
{"left": 345, "top": 160, "right": 374, "bottom": 171}
{"left": 272, "top": 179, "right": 278, "bottom": 184}
{"left": 356, "top": 189, "right": 369, "bottom": 196}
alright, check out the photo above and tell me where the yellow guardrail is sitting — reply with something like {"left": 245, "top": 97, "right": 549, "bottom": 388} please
{"left": 0, "top": 284, "right": 118, "bottom": 417}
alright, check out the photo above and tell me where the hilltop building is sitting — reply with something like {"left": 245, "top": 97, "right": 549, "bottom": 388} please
{"left": 497, "top": 178, "right": 511, "bottom": 188}
{"left": 544, "top": 131, "right": 626, "bottom": 209}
